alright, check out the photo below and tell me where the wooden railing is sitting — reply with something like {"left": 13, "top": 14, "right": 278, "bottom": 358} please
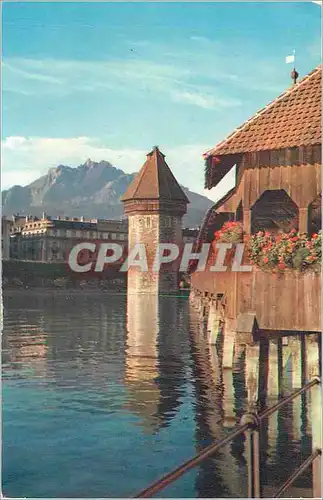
{"left": 133, "top": 378, "right": 321, "bottom": 498}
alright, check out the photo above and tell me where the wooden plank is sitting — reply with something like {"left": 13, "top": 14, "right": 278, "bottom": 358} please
{"left": 269, "top": 165, "right": 281, "bottom": 191}
{"left": 258, "top": 166, "right": 270, "bottom": 202}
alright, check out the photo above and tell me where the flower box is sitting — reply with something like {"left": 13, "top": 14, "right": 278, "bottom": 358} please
{"left": 247, "top": 229, "right": 321, "bottom": 272}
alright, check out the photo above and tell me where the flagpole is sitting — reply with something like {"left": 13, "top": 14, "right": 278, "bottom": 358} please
{"left": 285, "top": 50, "right": 299, "bottom": 84}
{"left": 290, "top": 49, "right": 298, "bottom": 85}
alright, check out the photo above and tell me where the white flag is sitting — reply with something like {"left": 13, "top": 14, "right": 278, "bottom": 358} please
{"left": 286, "top": 54, "right": 295, "bottom": 64}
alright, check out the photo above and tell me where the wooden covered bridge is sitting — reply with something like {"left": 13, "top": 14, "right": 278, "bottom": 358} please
{"left": 190, "top": 65, "right": 322, "bottom": 337}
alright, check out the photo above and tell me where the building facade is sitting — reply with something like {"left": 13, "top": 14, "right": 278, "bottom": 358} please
{"left": 9, "top": 213, "right": 128, "bottom": 262}
{"left": 7, "top": 211, "right": 197, "bottom": 266}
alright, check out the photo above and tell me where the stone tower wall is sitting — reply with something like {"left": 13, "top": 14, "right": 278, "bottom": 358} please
{"left": 127, "top": 213, "right": 183, "bottom": 294}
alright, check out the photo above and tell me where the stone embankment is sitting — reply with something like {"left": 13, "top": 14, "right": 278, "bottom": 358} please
{"left": 2, "top": 260, "right": 126, "bottom": 291}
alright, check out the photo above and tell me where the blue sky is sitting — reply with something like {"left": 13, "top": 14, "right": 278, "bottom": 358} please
{"left": 2, "top": 1, "right": 321, "bottom": 199}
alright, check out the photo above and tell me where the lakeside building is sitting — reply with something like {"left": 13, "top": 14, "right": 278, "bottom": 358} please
{"left": 191, "top": 66, "right": 322, "bottom": 337}
{"left": 6, "top": 210, "right": 199, "bottom": 265}
{"left": 8, "top": 213, "right": 128, "bottom": 262}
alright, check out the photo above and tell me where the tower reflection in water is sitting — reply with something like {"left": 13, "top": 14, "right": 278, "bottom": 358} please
{"left": 124, "top": 292, "right": 187, "bottom": 434}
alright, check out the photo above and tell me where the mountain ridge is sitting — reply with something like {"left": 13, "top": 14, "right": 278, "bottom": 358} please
{"left": 2, "top": 159, "right": 214, "bottom": 227}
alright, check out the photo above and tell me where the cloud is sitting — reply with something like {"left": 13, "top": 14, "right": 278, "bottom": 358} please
{"left": 172, "top": 90, "right": 241, "bottom": 109}
{"left": 2, "top": 136, "right": 224, "bottom": 199}
{"left": 1, "top": 136, "right": 145, "bottom": 187}
{"left": 2, "top": 57, "right": 239, "bottom": 110}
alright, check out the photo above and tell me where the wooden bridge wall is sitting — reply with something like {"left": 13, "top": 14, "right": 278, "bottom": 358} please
{"left": 216, "top": 162, "right": 321, "bottom": 212}
{"left": 191, "top": 268, "right": 321, "bottom": 332}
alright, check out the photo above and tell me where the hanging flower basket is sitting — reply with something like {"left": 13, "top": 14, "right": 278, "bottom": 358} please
{"left": 208, "top": 221, "right": 244, "bottom": 268}
{"left": 214, "top": 221, "right": 244, "bottom": 244}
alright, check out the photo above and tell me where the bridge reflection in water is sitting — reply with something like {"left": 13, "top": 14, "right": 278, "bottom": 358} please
{"left": 187, "top": 299, "right": 321, "bottom": 498}
{"left": 2, "top": 291, "right": 321, "bottom": 498}
{"left": 124, "top": 293, "right": 321, "bottom": 498}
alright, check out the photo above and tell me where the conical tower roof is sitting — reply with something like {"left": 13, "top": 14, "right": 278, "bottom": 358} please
{"left": 121, "top": 147, "right": 189, "bottom": 203}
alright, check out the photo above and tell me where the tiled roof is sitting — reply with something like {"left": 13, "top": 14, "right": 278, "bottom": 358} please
{"left": 121, "top": 147, "right": 190, "bottom": 203}
{"left": 204, "top": 66, "right": 322, "bottom": 158}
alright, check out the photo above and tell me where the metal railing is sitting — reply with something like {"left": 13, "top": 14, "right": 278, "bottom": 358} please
{"left": 134, "top": 377, "right": 321, "bottom": 498}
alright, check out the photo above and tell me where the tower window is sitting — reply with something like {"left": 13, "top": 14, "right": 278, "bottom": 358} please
{"left": 146, "top": 218, "right": 152, "bottom": 228}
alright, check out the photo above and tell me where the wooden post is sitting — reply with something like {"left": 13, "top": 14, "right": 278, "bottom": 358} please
{"left": 305, "top": 335, "right": 320, "bottom": 382}
{"left": 298, "top": 207, "right": 308, "bottom": 234}
{"left": 207, "top": 306, "right": 223, "bottom": 345}
{"left": 277, "top": 337, "right": 283, "bottom": 397}
{"left": 245, "top": 343, "right": 260, "bottom": 407}
{"left": 290, "top": 337, "right": 302, "bottom": 389}
{"left": 267, "top": 339, "right": 280, "bottom": 397}
{"left": 223, "top": 320, "right": 236, "bottom": 368}
{"left": 243, "top": 209, "right": 251, "bottom": 234}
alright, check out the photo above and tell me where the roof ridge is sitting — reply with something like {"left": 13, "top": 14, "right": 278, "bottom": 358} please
{"left": 156, "top": 150, "right": 163, "bottom": 199}
{"left": 204, "top": 65, "right": 322, "bottom": 158}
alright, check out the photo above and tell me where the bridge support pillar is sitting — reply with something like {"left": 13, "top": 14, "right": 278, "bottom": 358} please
{"left": 223, "top": 319, "right": 236, "bottom": 368}
{"left": 223, "top": 368, "right": 235, "bottom": 428}
{"left": 304, "top": 334, "right": 320, "bottom": 382}
{"left": 207, "top": 301, "right": 223, "bottom": 345}
{"left": 245, "top": 343, "right": 260, "bottom": 408}
{"left": 267, "top": 338, "right": 283, "bottom": 398}
{"left": 289, "top": 336, "right": 302, "bottom": 389}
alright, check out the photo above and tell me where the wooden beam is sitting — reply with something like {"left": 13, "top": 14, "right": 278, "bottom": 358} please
{"left": 243, "top": 209, "right": 251, "bottom": 234}
{"left": 299, "top": 207, "right": 308, "bottom": 234}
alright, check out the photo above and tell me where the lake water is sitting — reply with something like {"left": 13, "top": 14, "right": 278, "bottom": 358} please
{"left": 2, "top": 290, "right": 321, "bottom": 498}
